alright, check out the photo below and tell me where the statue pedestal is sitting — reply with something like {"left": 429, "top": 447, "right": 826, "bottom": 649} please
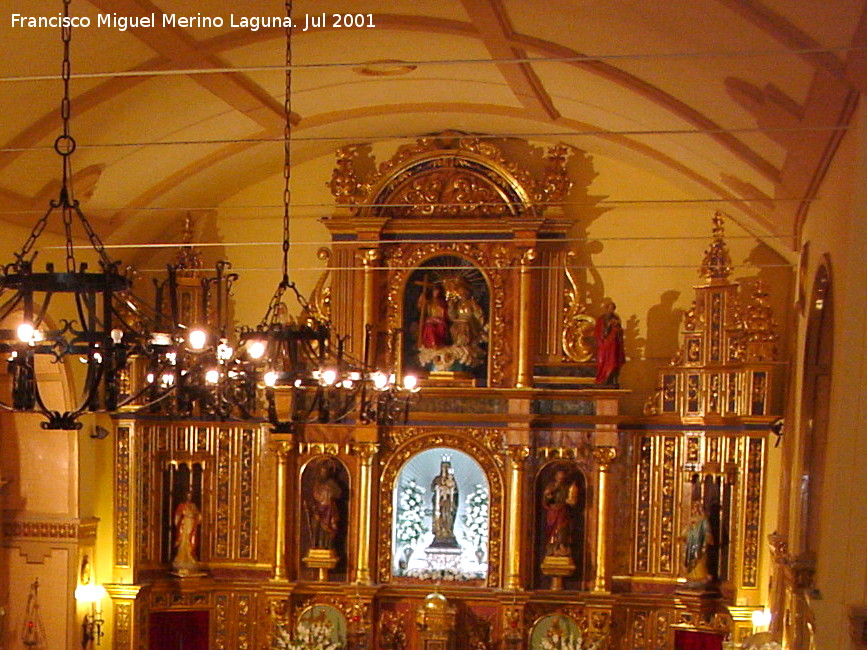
{"left": 303, "top": 548, "right": 338, "bottom": 582}
{"left": 426, "top": 370, "right": 476, "bottom": 387}
{"left": 424, "top": 547, "right": 462, "bottom": 573}
{"left": 541, "top": 554, "right": 576, "bottom": 590}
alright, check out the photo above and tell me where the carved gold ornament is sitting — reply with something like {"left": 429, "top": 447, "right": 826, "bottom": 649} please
{"left": 562, "top": 251, "right": 596, "bottom": 362}
{"left": 329, "top": 135, "right": 571, "bottom": 218}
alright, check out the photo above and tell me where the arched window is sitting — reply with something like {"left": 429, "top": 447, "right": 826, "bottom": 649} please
{"left": 799, "top": 262, "right": 833, "bottom": 557}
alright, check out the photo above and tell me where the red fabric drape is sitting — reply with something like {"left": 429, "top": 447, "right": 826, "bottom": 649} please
{"left": 149, "top": 610, "right": 209, "bottom": 650}
{"left": 674, "top": 629, "right": 724, "bottom": 650}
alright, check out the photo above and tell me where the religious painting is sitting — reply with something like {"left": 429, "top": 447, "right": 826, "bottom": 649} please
{"left": 529, "top": 614, "right": 586, "bottom": 650}
{"left": 162, "top": 461, "right": 204, "bottom": 570}
{"left": 534, "top": 463, "right": 586, "bottom": 589}
{"left": 272, "top": 604, "right": 347, "bottom": 649}
{"left": 402, "top": 255, "right": 490, "bottom": 385}
{"left": 299, "top": 457, "right": 349, "bottom": 581}
{"left": 392, "top": 447, "right": 489, "bottom": 582}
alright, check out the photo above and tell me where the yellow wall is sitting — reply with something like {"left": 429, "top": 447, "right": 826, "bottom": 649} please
{"left": 782, "top": 101, "right": 867, "bottom": 648}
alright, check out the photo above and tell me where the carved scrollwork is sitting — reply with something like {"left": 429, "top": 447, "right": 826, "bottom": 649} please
{"left": 304, "top": 247, "right": 332, "bottom": 323}
{"left": 561, "top": 251, "right": 595, "bottom": 363}
{"left": 329, "top": 136, "right": 572, "bottom": 217}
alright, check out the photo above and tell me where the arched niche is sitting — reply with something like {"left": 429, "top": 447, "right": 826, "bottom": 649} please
{"left": 391, "top": 447, "right": 489, "bottom": 580}
{"left": 798, "top": 261, "right": 833, "bottom": 559}
{"left": 298, "top": 456, "right": 350, "bottom": 581}
{"left": 401, "top": 254, "right": 491, "bottom": 385}
{"left": 533, "top": 461, "right": 588, "bottom": 590}
{"left": 378, "top": 434, "right": 504, "bottom": 587}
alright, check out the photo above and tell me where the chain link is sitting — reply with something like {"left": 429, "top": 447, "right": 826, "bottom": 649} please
{"left": 282, "top": 0, "right": 293, "bottom": 286}
{"left": 11, "top": 0, "right": 115, "bottom": 273}
{"left": 259, "top": 0, "right": 295, "bottom": 327}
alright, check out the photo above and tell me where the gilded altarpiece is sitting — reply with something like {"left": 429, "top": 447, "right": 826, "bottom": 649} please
{"left": 104, "top": 143, "right": 783, "bottom": 649}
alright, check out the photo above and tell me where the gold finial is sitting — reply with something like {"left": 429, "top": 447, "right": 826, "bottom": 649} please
{"left": 172, "top": 212, "right": 203, "bottom": 272}
{"left": 699, "top": 211, "right": 732, "bottom": 281}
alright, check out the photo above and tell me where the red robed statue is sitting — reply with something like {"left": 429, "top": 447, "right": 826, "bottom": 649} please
{"left": 595, "top": 301, "right": 626, "bottom": 386}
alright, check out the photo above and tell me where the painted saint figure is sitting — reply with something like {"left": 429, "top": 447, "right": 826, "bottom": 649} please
{"left": 683, "top": 500, "right": 714, "bottom": 583}
{"left": 446, "top": 276, "right": 485, "bottom": 348}
{"left": 429, "top": 457, "right": 459, "bottom": 548}
{"left": 417, "top": 280, "right": 451, "bottom": 350}
{"left": 595, "top": 301, "right": 626, "bottom": 385}
{"left": 308, "top": 462, "right": 343, "bottom": 550}
{"left": 542, "top": 469, "right": 579, "bottom": 556}
{"left": 172, "top": 490, "right": 202, "bottom": 573}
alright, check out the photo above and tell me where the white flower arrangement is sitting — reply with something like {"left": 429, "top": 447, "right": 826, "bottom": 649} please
{"left": 272, "top": 619, "right": 345, "bottom": 650}
{"left": 461, "top": 483, "right": 489, "bottom": 549}
{"left": 396, "top": 479, "right": 427, "bottom": 547}
{"left": 403, "top": 566, "right": 485, "bottom": 581}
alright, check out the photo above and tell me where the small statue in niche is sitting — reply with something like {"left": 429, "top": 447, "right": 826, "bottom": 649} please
{"left": 541, "top": 468, "right": 579, "bottom": 557}
{"left": 172, "top": 490, "right": 204, "bottom": 576}
{"left": 417, "top": 278, "right": 452, "bottom": 351}
{"left": 445, "top": 276, "right": 486, "bottom": 349}
{"left": 412, "top": 269, "right": 488, "bottom": 375}
{"left": 683, "top": 500, "right": 714, "bottom": 585}
{"left": 429, "top": 457, "right": 459, "bottom": 549}
{"left": 307, "top": 461, "right": 343, "bottom": 550}
{"left": 594, "top": 301, "right": 626, "bottom": 386}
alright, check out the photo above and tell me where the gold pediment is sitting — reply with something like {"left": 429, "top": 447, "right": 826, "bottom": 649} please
{"left": 329, "top": 134, "right": 571, "bottom": 220}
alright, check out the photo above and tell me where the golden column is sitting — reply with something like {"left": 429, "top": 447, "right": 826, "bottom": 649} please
{"left": 592, "top": 446, "right": 617, "bottom": 592}
{"left": 353, "top": 442, "right": 379, "bottom": 584}
{"left": 360, "top": 248, "right": 379, "bottom": 333}
{"left": 505, "top": 446, "right": 531, "bottom": 590}
{"left": 271, "top": 440, "right": 292, "bottom": 582}
{"left": 516, "top": 248, "right": 536, "bottom": 388}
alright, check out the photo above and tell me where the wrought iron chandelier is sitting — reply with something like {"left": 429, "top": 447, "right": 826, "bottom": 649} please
{"left": 238, "top": 0, "right": 418, "bottom": 433}
{"left": 0, "top": 0, "right": 417, "bottom": 431}
{"left": 0, "top": 0, "right": 150, "bottom": 430}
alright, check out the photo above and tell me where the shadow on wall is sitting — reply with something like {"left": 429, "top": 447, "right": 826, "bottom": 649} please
{"left": 735, "top": 243, "right": 793, "bottom": 359}
{"left": 617, "top": 289, "right": 687, "bottom": 416}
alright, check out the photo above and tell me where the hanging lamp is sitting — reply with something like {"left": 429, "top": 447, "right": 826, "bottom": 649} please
{"left": 0, "top": 0, "right": 150, "bottom": 429}
{"left": 239, "top": 0, "right": 418, "bottom": 432}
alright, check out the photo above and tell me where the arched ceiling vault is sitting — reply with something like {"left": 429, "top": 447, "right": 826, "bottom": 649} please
{"left": 1, "top": 0, "right": 866, "bottom": 261}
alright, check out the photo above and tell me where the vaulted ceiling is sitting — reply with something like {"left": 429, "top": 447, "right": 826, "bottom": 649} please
{"left": 0, "top": 0, "right": 864, "bottom": 265}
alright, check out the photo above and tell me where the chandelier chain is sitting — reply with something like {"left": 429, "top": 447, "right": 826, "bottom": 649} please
{"left": 258, "top": 0, "right": 296, "bottom": 327}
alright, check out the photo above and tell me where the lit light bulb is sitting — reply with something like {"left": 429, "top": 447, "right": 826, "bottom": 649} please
{"left": 264, "top": 371, "right": 278, "bottom": 387}
{"left": 166, "top": 352, "right": 177, "bottom": 365}
{"left": 403, "top": 374, "right": 418, "bottom": 391}
{"left": 372, "top": 371, "right": 389, "bottom": 391}
{"left": 146, "top": 373, "right": 155, "bottom": 384}
{"left": 247, "top": 340, "right": 266, "bottom": 360}
{"left": 92, "top": 352, "right": 103, "bottom": 364}
{"left": 110, "top": 328, "right": 123, "bottom": 344}
{"left": 161, "top": 372, "right": 175, "bottom": 387}
{"left": 17, "top": 322, "right": 34, "bottom": 343}
{"left": 341, "top": 379, "right": 354, "bottom": 389}
{"left": 217, "top": 342, "right": 233, "bottom": 361}
{"left": 321, "top": 369, "right": 338, "bottom": 386}
{"left": 188, "top": 329, "right": 207, "bottom": 350}
{"left": 205, "top": 369, "right": 220, "bottom": 384}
